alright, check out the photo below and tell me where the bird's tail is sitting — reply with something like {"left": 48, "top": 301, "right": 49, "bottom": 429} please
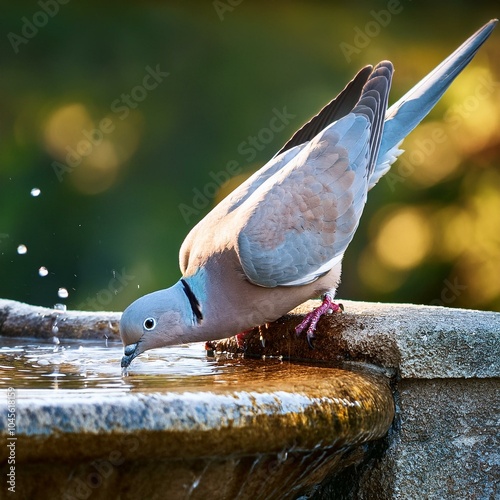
{"left": 369, "top": 19, "right": 497, "bottom": 189}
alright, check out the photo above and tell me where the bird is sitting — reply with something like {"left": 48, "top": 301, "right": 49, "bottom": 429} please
{"left": 120, "top": 20, "right": 497, "bottom": 368}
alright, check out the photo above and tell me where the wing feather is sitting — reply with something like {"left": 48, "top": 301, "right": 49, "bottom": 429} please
{"left": 236, "top": 63, "right": 393, "bottom": 287}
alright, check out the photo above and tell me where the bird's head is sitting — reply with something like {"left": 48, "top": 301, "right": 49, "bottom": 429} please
{"left": 120, "top": 281, "right": 198, "bottom": 368}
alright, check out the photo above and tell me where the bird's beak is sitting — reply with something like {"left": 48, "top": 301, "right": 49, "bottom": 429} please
{"left": 121, "top": 342, "right": 139, "bottom": 368}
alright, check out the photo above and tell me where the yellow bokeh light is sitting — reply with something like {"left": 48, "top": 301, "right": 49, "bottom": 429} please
{"left": 444, "top": 67, "right": 500, "bottom": 155}
{"left": 430, "top": 169, "right": 500, "bottom": 308}
{"left": 402, "top": 122, "right": 462, "bottom": 187}
{"left": 433, "top": 206, "right": 475, "bottom": 260}
{"left": 374, "top": 206, "right": 433, "bottom": 270}
{"left": 71, "top": 140, "right": 120, "bottom": 195}
{"left": 358, "top": 247, "right": 407, "bottom": 293}
{"left": 469, "top": 171, "right": 500, "bottom": 257}
{"left": 43, "top": 103, "right": 94, "bottom": 159}
{"left": 42, "top": 104, "right": 143, "bottom": 195}
{"left": 462, "top": 257, "right": 500, "bottom": 307}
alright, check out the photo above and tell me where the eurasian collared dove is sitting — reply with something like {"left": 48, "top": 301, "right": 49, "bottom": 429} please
{"left": 120, "top": 20, "right": 497, "bottom": 368}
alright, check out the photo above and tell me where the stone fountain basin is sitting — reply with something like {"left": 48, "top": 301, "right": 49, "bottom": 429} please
{"left": 0, "top": 319, "right": 394, "bottom": 499}
{"left": 2, "top": 297, "right": 497, "bottom": 499}
{"left": 1, "top": 370, "right": 394, "bottom": 500}
{"left": 9, "top": 366, "right": 393, "bottom": 464}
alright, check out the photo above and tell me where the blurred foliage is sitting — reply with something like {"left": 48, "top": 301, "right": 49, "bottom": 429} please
{"left": 0, "top": 1, "right": 499, "bottom": 313}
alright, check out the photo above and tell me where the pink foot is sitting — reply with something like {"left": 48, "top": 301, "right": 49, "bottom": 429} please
{"left": 295, "top": 293, "right": 343, "bottom": 347}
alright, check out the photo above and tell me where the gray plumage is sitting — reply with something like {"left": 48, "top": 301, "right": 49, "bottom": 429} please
{"left": 238, "top": 62, "right": 392, "bottom": 288}
{"left": 120, "top": 20, "right": 497, "bottom": 368}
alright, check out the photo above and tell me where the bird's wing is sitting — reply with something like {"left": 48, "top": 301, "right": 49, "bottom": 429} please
{"left": 179, "top": 66, "right": 374, "bottom": 274}
{"left": 236, "top": 63, "right": 393, "bottom": 287}
{"left": 275, "top": 65, "right": 373, "bottom": 156}
{"left": 210, "top": 64, "right": 375, "bottom": 217}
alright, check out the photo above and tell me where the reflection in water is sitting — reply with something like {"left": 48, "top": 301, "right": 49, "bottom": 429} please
{"left": 0, "top": 337, "right": 395, "bottom": 499}
{"left": 0, "top": 337, "right": 229, "bottom": 392}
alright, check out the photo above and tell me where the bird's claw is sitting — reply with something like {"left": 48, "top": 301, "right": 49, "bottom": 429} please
{"left": 295, "top": 294, "right": 343, "bottom": 347}
{"left": 307, "top": 332, "right": 316, "bottom": 349}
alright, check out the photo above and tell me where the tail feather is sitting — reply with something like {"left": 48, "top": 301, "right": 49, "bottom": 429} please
{"left": 370, "top": 19, "right": 497, "bottom": 189}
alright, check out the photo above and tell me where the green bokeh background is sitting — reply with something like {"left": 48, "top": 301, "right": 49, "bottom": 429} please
{"left": 0, "top": 1, "right": 499, "bottom": 313}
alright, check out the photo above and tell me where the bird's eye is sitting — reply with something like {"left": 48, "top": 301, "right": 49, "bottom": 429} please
{"left": 143, "top": 317, "right": 156, "bottom": 331}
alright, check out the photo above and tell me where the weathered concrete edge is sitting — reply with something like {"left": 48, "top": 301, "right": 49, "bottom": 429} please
{"left": 0, "top": 373, "right": 394, "bottom": 462}
{"left": 1, "top": 298, "right": 498, "bottom": 379}
{"left": 215, "top": 300, "right": 500, "bottom": 379}
{"left": 0, "top": 298, "right": 121, "bottom": 340}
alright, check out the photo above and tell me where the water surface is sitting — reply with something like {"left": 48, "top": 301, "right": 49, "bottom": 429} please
{"left": 3, "top": 336, "right": 368, "bottom": 397}
{"left": 0, "top": 336, "right": 251, "bottom": 393}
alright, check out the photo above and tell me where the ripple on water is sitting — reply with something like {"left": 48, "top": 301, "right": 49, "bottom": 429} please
{"left": 0, "top": 337, "right": 244, "bottom": 394}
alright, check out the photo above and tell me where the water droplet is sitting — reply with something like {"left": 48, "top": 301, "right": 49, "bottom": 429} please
{"left": 277, "top": 450, "right": 288, "bottom": 463}
{"left": 30, "top": 187, "right": 41, "bottom": 197}
{"left": 17, "top": 244, "right": 27, "bottom": 255}
{"left": 52, "top": 336, "right": 60, "bottom": 345}
{"left": 53, "top": 303, "right": 67, "bottom": 311}
{"left": 39, "top": 266, "right": 49, "bottom": 277}
{"left": 58, "top": 288, "right": 69, "bottom": 299}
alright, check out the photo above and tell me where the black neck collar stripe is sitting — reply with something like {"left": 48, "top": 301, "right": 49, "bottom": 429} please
{"left": 180, "top": 279, "right": 203, "bottom": 323}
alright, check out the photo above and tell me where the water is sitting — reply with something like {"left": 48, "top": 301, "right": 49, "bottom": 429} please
{"left": 0, "top": 337, "right": 242, "bottom": 393}
{"left": 0, "top": 337, "right": 395, "bottom": 500}
{"left": 0, "top": 336, "right": 391, "bottom": 397}
{"left": 38, "top": 266, "right": 48, "bottom": 277}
